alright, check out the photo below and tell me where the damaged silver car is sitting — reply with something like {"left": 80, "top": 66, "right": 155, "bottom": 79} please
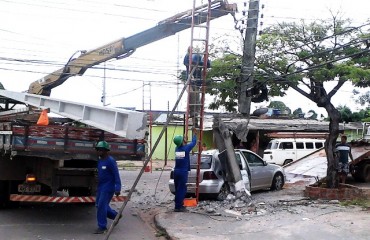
{"left": 169, "top": 149, "right": 285, "bottom": 199}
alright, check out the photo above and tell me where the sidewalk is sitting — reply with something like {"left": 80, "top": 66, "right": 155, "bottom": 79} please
{"left": 154, "top": 185, "right": 370, "bottom": 240}
{"left": 117, "top": 159, "right": 175, "bottom": 171}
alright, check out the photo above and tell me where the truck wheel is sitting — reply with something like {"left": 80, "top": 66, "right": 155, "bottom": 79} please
{"left": 0, "top": 181, "right": 10, "bottom": 208}
{"left": 363, "top": 164, "right": 370, "bottom": 183}
{"left": 68, "top": 187, "right": 92, "bottom": 196}
{"left": 351, "top": 164, "right": 365, "bottom": 182}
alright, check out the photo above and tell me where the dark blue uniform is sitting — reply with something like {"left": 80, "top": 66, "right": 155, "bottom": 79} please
{"left": 96, "top": 155, "right": 121, "bottom": 230}
{"left": 174, "top": 135, "right": 197, "bottom": 210}
{"left": 183, "top": 53, "right": 211, "bottom": 83}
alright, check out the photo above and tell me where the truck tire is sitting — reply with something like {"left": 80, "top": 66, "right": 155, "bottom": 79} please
{"left": 68, "top": 187, "right": 92, "bottom": 196}
{"left": 352, "top": 163, "right": 370, "bottom": 182}
{"left": 0, "top": 181, "right": 10, "bottom": 208}
{"left": 363, "top": 164, "right": 370, "bottom": 183}
{"left": 352, "top": 172, "right": 363, "bottom": 182}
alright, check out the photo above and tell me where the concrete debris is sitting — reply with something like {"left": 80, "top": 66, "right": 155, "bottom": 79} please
{"left": 224, "top": 209, "right": 242, "bottom": 216}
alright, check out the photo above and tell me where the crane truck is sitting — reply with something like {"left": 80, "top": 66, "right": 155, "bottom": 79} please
{"left": 0, "top": 0, "right": 237, "bottom": 207}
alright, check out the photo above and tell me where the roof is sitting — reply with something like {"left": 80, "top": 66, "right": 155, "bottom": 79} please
{"left": 219, "top": 116, "right": 335, "bottom": 132}
{"left": 152, "top": 112, "right": 339, "bottom": 132}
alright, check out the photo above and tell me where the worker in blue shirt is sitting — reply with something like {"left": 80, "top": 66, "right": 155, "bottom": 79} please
{"left": 183, "top": 46, "right": 211, "bottom": 84}
{"left": 94, "top": 141, "right": 122, "bottom": 234}
{"left": 173, "top": 129, "right": 197, "bottom": 212}
{"left": 335, "top": 135, "right": 354, "bottom": 184}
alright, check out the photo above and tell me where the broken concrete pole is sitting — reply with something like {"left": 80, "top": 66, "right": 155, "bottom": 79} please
{"left": 213, "top": 116, "right": 251, "bottom": 198}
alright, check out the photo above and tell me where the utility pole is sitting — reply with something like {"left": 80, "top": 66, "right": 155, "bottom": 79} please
{"left": 238, "top": 0, "right": 260, "bottom": 116}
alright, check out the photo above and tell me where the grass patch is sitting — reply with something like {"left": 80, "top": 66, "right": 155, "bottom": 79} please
{"left": 340, "top": 199, "right": 370, "bottom": 208}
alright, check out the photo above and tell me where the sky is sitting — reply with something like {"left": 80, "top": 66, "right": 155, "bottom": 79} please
{"left": 0, "top": 0, "right": 369, "bottom": 118}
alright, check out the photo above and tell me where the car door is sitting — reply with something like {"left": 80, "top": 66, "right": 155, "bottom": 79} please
{"left": 235, "top": 152, "right": 251, "bottom": 192}
{"left": 239, "top": 150, "right": 272, "bottom": 190}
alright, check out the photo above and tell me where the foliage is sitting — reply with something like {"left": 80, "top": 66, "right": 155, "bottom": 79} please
{"left": 307, "top": 110, "right": 318, "bottom": 120}
{"left": 354, "top": 90, "right": 370, "bottom": 107}
{"left": 293, "top": 108, "right": 303, "bottom": 117}
{"left": 206, "top": 54, "right": 242, "bottom": 112}
{"left": 205, "top": 20, "right": 370, "bottom": 113}
{"left": 338, "top": 105, "right": 370, "bottom": 122}
{"left": 256, "top": 18, "right": 370, "bottom": 188}
{"left": 204, "top": 16, "right": 370, "bottom": 188}
{"left": 268, "top": 101, "right": 286, "bottom": 110}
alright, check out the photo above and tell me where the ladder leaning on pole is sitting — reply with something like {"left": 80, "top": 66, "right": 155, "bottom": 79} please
{"left": 184, "top": 0, "right": 212, "bottom": 207}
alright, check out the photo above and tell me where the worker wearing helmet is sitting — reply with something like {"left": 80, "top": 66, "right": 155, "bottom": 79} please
{"left": 173, "top": 129, "right": 197, "bottom": 212}
{"left": 94, "top": 141, "right": 122, "bottom": 234}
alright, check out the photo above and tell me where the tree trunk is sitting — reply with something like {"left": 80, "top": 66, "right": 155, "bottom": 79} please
{"left": 324, "top": 102, "right": 341, "bottom": 188}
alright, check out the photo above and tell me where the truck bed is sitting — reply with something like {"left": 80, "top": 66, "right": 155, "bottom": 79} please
{"left": 284, "top": 141, "right": 370, "bottom": 184}
{"left": 0, "top": 122, "right": 145, "bottom": 161}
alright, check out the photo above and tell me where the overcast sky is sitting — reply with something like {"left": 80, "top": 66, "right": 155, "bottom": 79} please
{"left": 0, "top": 0, "right": 369, "bottom": 117}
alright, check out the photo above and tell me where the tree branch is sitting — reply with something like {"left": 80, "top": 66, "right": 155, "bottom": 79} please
{"left": 287, "top": 83, "right": 313, "bottom": 100}
{"left": 327, "top": 79, "right": 346, "bottom": 99}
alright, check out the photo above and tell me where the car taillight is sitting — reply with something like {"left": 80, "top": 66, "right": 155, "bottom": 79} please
{"left": 170, "top": 171, "right": 174, "bottom": 179}
{"left": 203, "top": 171, "right": 218, "bottom": 180}
{"left": 26, "top": 174, "right": 36, "bottom": 183}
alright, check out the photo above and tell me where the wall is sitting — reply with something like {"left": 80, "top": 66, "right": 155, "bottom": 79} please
{"left": 149, "top": 125, "right": 213, "bottom": 160}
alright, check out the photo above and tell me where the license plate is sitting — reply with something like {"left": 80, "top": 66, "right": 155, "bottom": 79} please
{"left": 18, "top": 184, "right": 41, "bottom": 193}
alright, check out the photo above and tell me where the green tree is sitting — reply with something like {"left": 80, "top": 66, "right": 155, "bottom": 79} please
{"left": 268, "top": 101, "right": 286, "bottom": 110}
{"left": 206, "top": 54, "right": 241, "bottom": 112}
{"left": 353, "top": 90, "right": 370, "bottom": 107}
{"left": 206, "top": 16, "right": 370, "bottom": 188}
{"left": 255, "top": 18, "right": 370, "bottom": 188}
{"left": 338, "top": 105, "right": 353, "bottom": 122}
{"left": 293, "top": 108, "right": 303, "bottom": 117}
{"left": 307, "top": 110, "right": 318, "bottom": 120}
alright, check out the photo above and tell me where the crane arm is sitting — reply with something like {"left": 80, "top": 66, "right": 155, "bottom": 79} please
{"left": 28, "top": 0, "right": 237, "bottom": 96}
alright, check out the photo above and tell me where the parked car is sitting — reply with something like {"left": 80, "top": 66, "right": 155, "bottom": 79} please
{"left": 168, "top": 149, "right": 285, "bottom": 199}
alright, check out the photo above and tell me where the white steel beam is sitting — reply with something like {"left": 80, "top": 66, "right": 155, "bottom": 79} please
{"left": 0, "top": 90, "right": 147, "bottom": 139}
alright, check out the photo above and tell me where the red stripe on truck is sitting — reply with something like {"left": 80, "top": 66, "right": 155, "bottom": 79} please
{"left": 10, "top": 194, "right": 127, "bottom": 203}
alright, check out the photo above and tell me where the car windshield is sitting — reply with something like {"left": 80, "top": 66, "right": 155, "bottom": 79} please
{"left": 189, "top": 154, "right": 212, "bottom": 169}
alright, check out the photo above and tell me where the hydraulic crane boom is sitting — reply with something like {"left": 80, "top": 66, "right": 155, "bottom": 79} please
{"left": 28, "top": 0, "right": 237, "bottom": 96}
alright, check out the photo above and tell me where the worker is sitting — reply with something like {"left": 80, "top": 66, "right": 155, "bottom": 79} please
{"left": 94, "top": 141, "right": 122, "bottom": 234}
{"left": 183, "top": 46, "right": 211, "bottom": 84}
{"left": 173, "top": 130, "right": 197, "bottom": 212}
{"left": 335, "top": 135, "right": 354, "bottom": 184}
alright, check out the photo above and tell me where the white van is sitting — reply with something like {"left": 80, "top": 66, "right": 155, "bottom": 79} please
{"left": 263, "top": 138, "right": 325, "bottom": 166}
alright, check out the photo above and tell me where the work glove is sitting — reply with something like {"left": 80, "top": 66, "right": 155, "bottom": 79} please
{"left": 115, "top": 191, "right": 121, "bottom": 197}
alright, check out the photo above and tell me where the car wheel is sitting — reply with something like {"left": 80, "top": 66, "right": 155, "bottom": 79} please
{"left": 217, "top": 183, "right": 230, "bottom": 201}
{"left": 271, "top": 173, "right": 284, "bottom": 191}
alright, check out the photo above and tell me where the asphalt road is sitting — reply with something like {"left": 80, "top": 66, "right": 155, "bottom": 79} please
{"left": 0, "top": 170, "right": 171, "bottom": 240}
{"left": 2, "top": 168, "right": 370, "bottom": 240}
